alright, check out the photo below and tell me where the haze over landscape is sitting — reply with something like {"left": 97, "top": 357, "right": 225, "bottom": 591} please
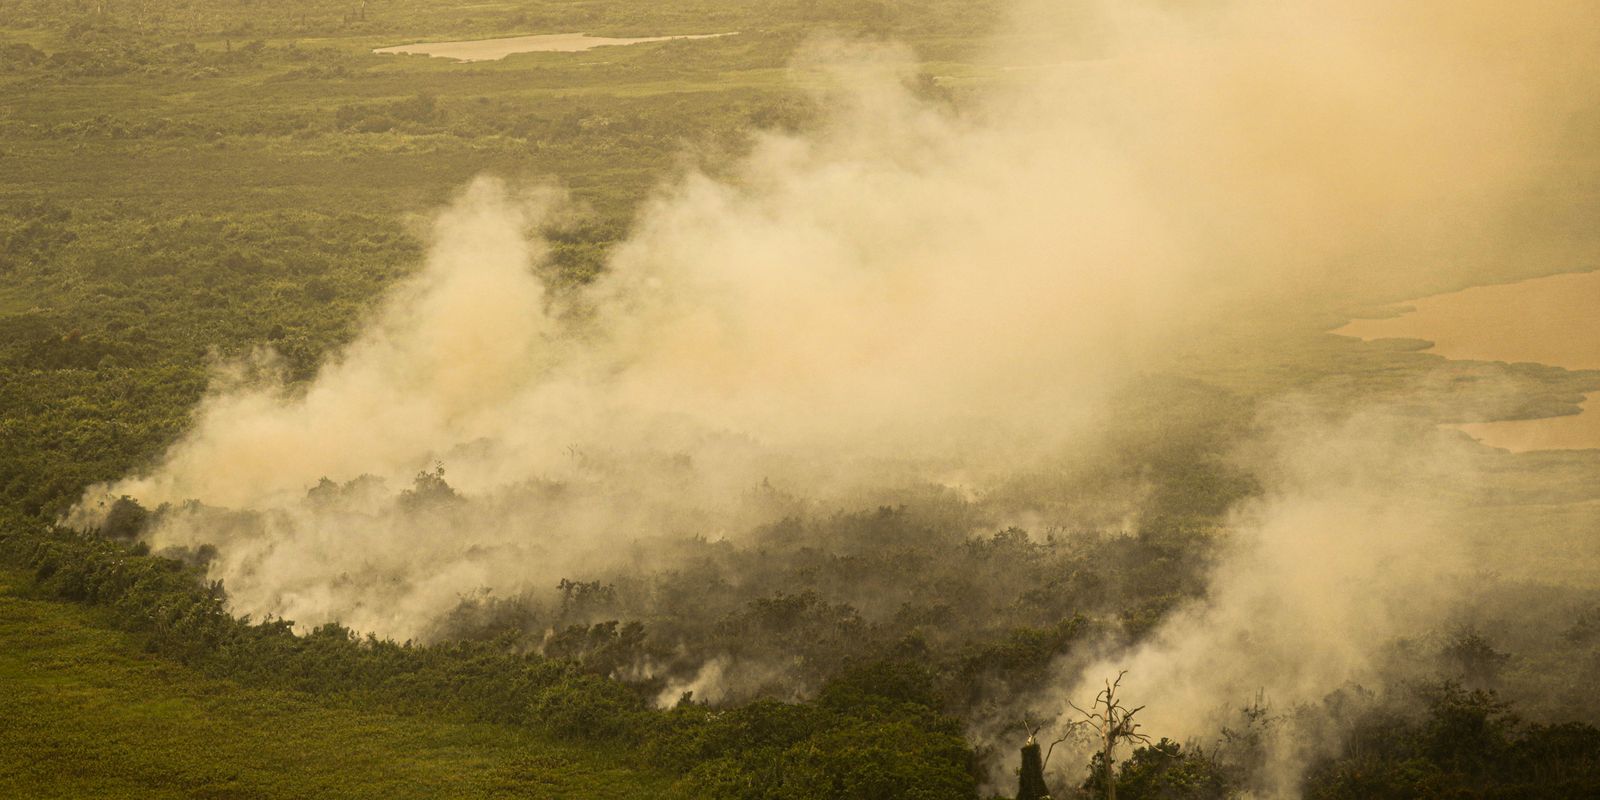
{"left": 3, "top": 1, "right": 1599, "bottom": 798}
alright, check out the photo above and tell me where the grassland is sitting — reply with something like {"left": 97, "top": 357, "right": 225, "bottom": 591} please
{"left": 0, "top": 567, "right": 674, "bottom": 799}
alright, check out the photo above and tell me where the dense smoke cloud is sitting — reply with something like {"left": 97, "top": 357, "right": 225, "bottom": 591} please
{"left": 1022, "top": 408, "right": 1482, "bottom": 793}
{"left": 73, "top": 0, "right": 1600, "bottom": 776}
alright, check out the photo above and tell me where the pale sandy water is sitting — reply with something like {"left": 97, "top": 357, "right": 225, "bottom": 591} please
{"left": 1335, "top": 270, "right": 1600, "bottom": 451}
{"left": 373, "top": 32, "right": 733, "bottom": 62}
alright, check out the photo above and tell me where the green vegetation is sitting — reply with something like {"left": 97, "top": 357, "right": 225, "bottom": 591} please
{"left": 0, "top": 5, "right": 1005, "bottom": 797}
{"left": 0, "top": 520, "right": 982, "bottom": 798}
{"left": 1303, "top": 683, "right": 1600, "bottom": 799}
{"left": 0, "top": 566, "right": 673, "bottom": 799}
{"left": 4, "top": 1, "right": 1600, "bottom": 798}
{"left": 0, "top": 0, "right": 1011, "bottom": 521}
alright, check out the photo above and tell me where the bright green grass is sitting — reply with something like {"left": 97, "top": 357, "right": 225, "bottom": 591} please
{"left": 0, "top": 569, "right": 675, "bottom": 800}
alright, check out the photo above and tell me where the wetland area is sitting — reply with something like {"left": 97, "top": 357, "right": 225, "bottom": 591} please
{"left": 5, "top": 2, "right": 1600, "bottom": 798}
{"left": 1337, "top": 269, "right": 1600, "bottom": 451}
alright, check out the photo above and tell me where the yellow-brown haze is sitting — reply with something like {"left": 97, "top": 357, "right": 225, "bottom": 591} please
{"left": 71, "top": 1, "right": 1600, "bottom": 780}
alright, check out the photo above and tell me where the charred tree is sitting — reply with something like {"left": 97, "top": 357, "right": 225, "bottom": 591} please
{"left": 1018, "top": 739, "right": 1050, "bottom": 800}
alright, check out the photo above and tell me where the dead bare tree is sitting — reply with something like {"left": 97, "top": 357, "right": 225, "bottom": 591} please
{"left": 1063, "top": 670, "right": 1152, "bottom": 800}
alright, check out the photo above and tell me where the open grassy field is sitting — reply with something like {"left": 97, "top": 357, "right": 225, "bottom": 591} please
{"left": 0, "top": 567, "right": 673, "bottom": 799}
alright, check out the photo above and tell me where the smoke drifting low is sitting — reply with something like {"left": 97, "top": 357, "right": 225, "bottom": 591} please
{"left": 1016, "top": 408, "right": 1482, "bottom": 792}
{"left": 73, "top": 0, "right": 1600, "bottom": 782}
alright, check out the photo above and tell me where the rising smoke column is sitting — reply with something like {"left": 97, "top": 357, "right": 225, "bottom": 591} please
{"left": 1021, "top": 407, "right": 1483, "bottom": 795}
{"left": 73, "top": 1, "right": 1600, "bottom": 748}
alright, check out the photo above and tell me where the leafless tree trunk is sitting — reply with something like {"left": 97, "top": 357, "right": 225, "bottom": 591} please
{"left": 1064, "top": 671, "right": 1152, "bottom": 800}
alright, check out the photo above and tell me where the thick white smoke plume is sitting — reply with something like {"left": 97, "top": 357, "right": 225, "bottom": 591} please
{"left": 73, "top": 0, "right": 1600, "bottom": 773}
{"left": 1027, "top": 408, "right": 1483, "bottom": 794}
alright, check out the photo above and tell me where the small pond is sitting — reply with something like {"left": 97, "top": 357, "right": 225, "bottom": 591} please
{"left": 373, "top": 32, "right": 733, "bottom": 62}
